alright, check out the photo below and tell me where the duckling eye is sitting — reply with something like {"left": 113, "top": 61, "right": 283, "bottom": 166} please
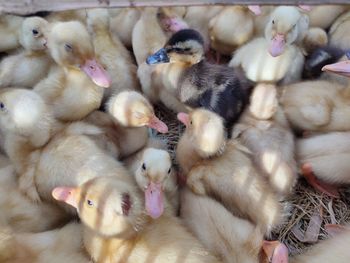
{"left": 173, "top": 47, "right": 182, "bottom": 53}
{"left": 32, "top": 29, "right": 39, "bottom": 36}
{"left": 64, "top": 44, "right": 73, "bottom": 52}
{"left": 190, "top": 120, "right": 193, "bottom": 125}
{"left": 87, "top": 200, "right": 94, "bottom": 206}
{"left": 272, "top": 20, "right": 275, "bottom": 24}
{"left": 0, "top": 102, "right": 5, "bottom": 111}
{"left": 292, "top": 24, "right": 297, "bottom": 29}
{"left": 142, "top": 163, "right": 146, "bottom": 170}
{"left": 167, "top": 168, "right": 171, "bottom": 174}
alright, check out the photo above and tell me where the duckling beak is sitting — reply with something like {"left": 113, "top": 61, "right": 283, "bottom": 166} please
{"left": 52, "top": 186, "right": 78, "bottom": 209}
{"left": 146, "top": 48, "right": 170, "bottom": 65}
{"left": 262, "top": 240, "right": 289, "bottom": 263}
{"left": 322, "top": 60, "right": 350, "bottom": 77}
{"left": 298, "top": 5, "right": 312, "bottom": 11}
{"left": 145, "top": 182, "right": 164, "bottom": 219}
{"left": 147, "top": 116, "right": 168, "bottom": 133}
{"left": 80, "top": 59, "right": 112, "bottom": 88}
{"left": 268, "top": 33, "right": 286, "bottom": 57}
{"left": 248, "top": 5, "right": 261, "bottom": 16}
{"left": 177, "top": 112, "right": 189, "bottom": 126}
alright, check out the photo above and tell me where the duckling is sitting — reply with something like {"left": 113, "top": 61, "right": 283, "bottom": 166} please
{"left": 308, "top": 5, "right": 348, "bottom": 29}
{"left": 329, "top": 10, "right": 350, "bottom": 50}
{"left": 0, "top": 14, "right": 24, "bottom": 52}
{"left": 180, "top": 188, "right": 263, "bottom": 263}
{"left": 53, "top": 176, "right": 221, "bottom": 263}
{"left": 281, "top": 59, "right": 350, "bottom": 133}
{"left": 296, "top": 132, "right": 350, "bottom": 195}
{"left": 184, "top": 6, "right": 224, "bottom": 50}
{"left": 208, "top": 6, "right": 258, "bottom": 56}
{"left": 0, "top": 154, "right": 67, "bottom": 232}
{"left": 0, "top": 16, "right": 52, "bottom": 88}
{"left": 0, "top": 218, "right": 90, "bottom": 263}
{"left": 232, "top": 84, "right": 297, "bottom": 197}
{"left": 290, "top": 224, "right": 350, "bottom": 263}
{"left": 84, "top": 110, "right": 148, "bottom": 159}
{"left": 302, "top": 27, "right": 328, "bottom": 55}
{"left": 132, "top": 7, "right": 188, "bottom": 66}
{"left": 124, "top": 139, "right": 178, "bottom": 218}
{"left": 107, "top": 90, "right": 168, "bottom": 133}
{"left": 230, "top": 6, "right": 308, "bottom": 84}
{"left": 109, "top": 8, "right": 141, "bottom": 49}
{"left": 176, "top": 109, "right": 284, "bottom": 235}
{"left": 86, "top": 9, "right": 140, "bottom": 105}
{"left": 303, "top": 46, "right": 345, "bottom": 80}
{"left": 147, "top": 29, "right": 252, "bottom": 129}
{"left": 33, "top": 21, "right": 111, "bottom": 122}
{"left": 0, "top": 88, "right": 133, "bottom": 206}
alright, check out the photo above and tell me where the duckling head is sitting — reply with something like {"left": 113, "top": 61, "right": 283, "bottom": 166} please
{"left": 135, "top": 148, "right": 174, "bottom": 219}
{"left": 108, "top": 91, "right": 168, "bottom": 133}
{"left": 322, "top": 52, "right": 350, "bottom": 77}
{"left": 52, "top": 176, "right": 144, "bottom": 238}
{"left": 157, "top": 7, "right": 188, "bottom": 33}
{"left": 19, "top": 17, "right": 48, "bottom": 51}
{"left": 146, "top": 29, "right": 204, "bottom": 66}
{"left": 47, "top": 21, "right": 111, "bottom": 87}
{"left": 265, "top": 6, "right": 309, "bottom": 57}
{"left": 0, "top": 89, "right": 52, "bottom": 147}
{"left": 177, "top": 108, "right": 226, "bottom": 158}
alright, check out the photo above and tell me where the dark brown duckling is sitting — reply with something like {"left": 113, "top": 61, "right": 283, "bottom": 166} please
{"left": 146, "top": 28, "right": 253, "bottom": 130}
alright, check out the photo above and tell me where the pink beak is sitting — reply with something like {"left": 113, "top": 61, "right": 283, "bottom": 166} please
{"left": 80, "top": 59, "right": 112, "bottom": 88}
{"left": 268, "top": 33, "right": 286, "bottom": 57}
{"left": 248, "top": 5, "right": 262, "bottom": 16}
{"left": 262, "top": 240, "right": 289, "bottom": 263}
{"left": 177, "top": 112, "right": 189, "bottom": 126}
{"left": 147, "top": 115, "right": 168, "bottom": 133}
{"left": 322, "top": 60, "right": 350, "bottom": 77}
{"left": 145, "top": 182, "right": 164, "bottom": 219}
{"left": 163, "top": 17, "right": 189, "bottom": 33}
{"left": 298, "top": 5, "right": 312, "bottom": 11}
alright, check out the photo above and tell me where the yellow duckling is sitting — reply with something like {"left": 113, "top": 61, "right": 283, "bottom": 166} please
{"left": 0, "top": 16, "right": 52, "bottom": 88}
{"left": 34, "top": 21, "right": 111, "bottom": 122}
{"left": 53, "top": 176, "right": 221, "bottom": 263}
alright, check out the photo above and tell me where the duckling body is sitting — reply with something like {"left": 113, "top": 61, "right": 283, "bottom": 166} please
{"left": 308, "top": 5, "right": 348, "bottom": 29}
{"left": 109, "top": 8, "right": 141, "bottom": 49}
{"left": 329, "top": 10, "right": 350, "bottom": 50}
{"left": 233, "top": 84, "right": 297, "bottom": 196}
{"left": 281, "top": 80, "right": 350, "bottom": 132}
{"left": 176, "top": 109, "right": 284, "bottom": 235}
{"left": 86, "top": 9, "right": 140, "bottom": 105}
{"left": 0, "top": 89, "right": 132, "bottom": 207}
{"left": 34, "top": 21, "right": 110, "bottom": 122}
{"left": 0, "top": 17, "right": 51, "bottom": 88}
{"left": 180, "top": 188, "right": 263, "bottom": 263}
{"left": 0, "top": 219, "right": 90, "bottom": 263}
{"left": 0, "top": 155, "right": 66, "bottom": 232}
{"left": 147, "top": 29, "right": 252, "bottom": 128}
{"left": 297, "top": 132, "right": 350, "bottom": 185}
{"left": 53, "top": 176, "right": 221, "bottom": 263}
{"left": 0, "top": 15, "right": 24, "bottom": 52}
{"left": 208, "top": 6, "right": 255, "bottom": 55}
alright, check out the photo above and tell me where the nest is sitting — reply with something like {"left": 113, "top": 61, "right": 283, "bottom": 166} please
{"left": 154, "top": 103, "right": 350, "bottom": 256}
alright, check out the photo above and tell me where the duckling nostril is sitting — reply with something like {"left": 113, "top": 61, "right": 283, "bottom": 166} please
{"left": 122, "top": 193, "right": 131, "bottom": 216}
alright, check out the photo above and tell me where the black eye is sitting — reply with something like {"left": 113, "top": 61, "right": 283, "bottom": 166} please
{"left": 0, "top": 102, "right": 5, "bottom": 111}
{"left": 272, "top": 20, "right": 275, "bottom": 24}
{"left": 87, "top": 200, "right": 94, "bottom": 206}
{"left": 190, "top": 121, "right": 193, "bottom": 125}
{"left": 167, "top": 168, "right": 171, "bottom": 174}
{"left": 65, "top": 44, "right": 73, "bottom": 52}
{"left": 183, "top": 48, "right": 191, "bottom": 52}
{"left": 142, "top": 163, "right": 146, "bottom": 170}
{"left": 32, "top": 29, "right": 39, "bottom": 36}
{"left": 173, "top": 47, "right": 182, "bottom": 53}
